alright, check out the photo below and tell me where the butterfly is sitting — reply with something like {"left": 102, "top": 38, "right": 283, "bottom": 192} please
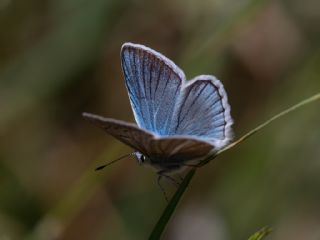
{"left": 83, "top": 43, "right": 233, "bottom": 176}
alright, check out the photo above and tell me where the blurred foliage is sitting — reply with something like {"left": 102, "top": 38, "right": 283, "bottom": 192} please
{"left": 0, "top": 0, "right": 319, "bottom": 239}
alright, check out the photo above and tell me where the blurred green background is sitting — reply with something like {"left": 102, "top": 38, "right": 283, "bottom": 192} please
{"left": 0, "top": 0, "right": 319, "bottom": 239}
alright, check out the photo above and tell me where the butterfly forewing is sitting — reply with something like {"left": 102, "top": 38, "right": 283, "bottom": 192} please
{"left": 82, "top": 113, "right": 154, "bottom": 154}
{"left": 121, "top": 43, "right": 184, "bottom": 135}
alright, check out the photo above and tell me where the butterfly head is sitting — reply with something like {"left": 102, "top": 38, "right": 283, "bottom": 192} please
{"left": 133, "top": 152, "right": 150, "bottom": 165}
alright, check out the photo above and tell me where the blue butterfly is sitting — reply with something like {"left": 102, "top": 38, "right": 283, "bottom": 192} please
{"left": 83, "top": 43, "right": 233, "bottom": 176}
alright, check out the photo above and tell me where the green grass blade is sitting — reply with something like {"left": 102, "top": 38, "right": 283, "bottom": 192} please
{"left": 218, "top": 92, "right": 320, "bottom": 155}
{"left": 148, "top": 92, "right": 320, "bottom": 239}
{"left": 148, "top": 169, "right": 196, "bottom": 240}
{"left": 248, "top": 226, "right": 272, "bottom": 240}
{"left": 202, "top": 92, "right": 320, "bottom": 165}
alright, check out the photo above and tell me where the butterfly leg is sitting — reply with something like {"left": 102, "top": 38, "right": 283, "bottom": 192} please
{"left": 157, "top": 175, "right": 169, "bottom": 202}
{"left": 177, "top": 174, "right": 184, "bottom": 182}
{"left": 157, "top": 170, "right": 181, "bottom": 187}
{"left": 180, "top": 163, "right": 202, "bottom": 168}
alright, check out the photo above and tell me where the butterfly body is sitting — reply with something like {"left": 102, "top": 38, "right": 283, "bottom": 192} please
{"left": 134, "top": 152, "right": 182, "bottom": 173}
{"left": 83, "top": 43, "right": 233, "bottom": 173}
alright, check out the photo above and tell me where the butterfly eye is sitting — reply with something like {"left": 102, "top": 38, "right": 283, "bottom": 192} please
{"left": 140, "top": 155, "right": 146, "bottom": 163}
{"left": 134, "top": 152, "right": 146, "bottom": 165}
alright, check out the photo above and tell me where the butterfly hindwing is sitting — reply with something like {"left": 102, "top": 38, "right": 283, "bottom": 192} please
{"left": 83, "top": 113, "right": 215, "bottom": 167}
{"left": 170, "top": 75, "right": 233, "bottom": 148}
{"left": 148, "top": 137, "right": 214, "bottom": 167}
{"left": 121, "top": 43, "right": 185, "bottom": 135}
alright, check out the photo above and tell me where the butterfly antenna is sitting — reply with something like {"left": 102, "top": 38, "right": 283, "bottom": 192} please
{"left": 95, "top": 153, "right": 134, "bottom": 171}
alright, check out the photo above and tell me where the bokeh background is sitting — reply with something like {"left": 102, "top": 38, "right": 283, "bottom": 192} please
{"left": 1, "top": 0, "right": 320, "bottom": 239}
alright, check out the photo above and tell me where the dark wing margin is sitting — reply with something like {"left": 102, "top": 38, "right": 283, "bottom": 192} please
{"left": 169, "top": 75, "right": 233, "bottom": 148}
{"left": 121, "top": 43, "right": 185, "bottom": 135}
{"left": 82, "top": 112, "right": 155, "bottom": 154}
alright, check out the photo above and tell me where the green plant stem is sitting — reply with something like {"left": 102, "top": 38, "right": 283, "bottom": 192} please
{"left": 148, "top": 92, "right": 320, "bottom": 239}
{"left": 217, "top": 93, "right": 320, "bottom": 156}
{"left": 149, "top": 169, "right": 196, "bottom": 240}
